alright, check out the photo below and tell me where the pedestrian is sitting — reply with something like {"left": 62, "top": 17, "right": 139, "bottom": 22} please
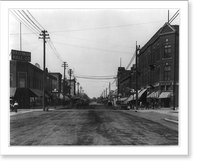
{"left": 146, "top": 101, "right": 149, "bottom": 109}
{"left": 45, "top": 99, "right": 49, "bottom": 111}
{"left": 31, "top": 100, "right": 34, "bottom": 109}
{"left": 13, "top": 101, "right": 18, "bottom": 113}
{"left": 140, "top": 101, "right": 142, "bottom": 109}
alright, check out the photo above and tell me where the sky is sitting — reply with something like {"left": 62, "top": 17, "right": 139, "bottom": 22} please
{"left": 9, "top": 9, "right": 179, "bottom": 98}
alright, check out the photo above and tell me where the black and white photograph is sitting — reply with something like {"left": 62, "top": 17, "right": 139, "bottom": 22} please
{"left": 0, "top": 0, "right": 189, "bottom": 157}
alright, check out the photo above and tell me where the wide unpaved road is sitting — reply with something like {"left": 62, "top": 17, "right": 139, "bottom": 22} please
{"left": 10, "top": 104, "right": 178, "bottom": 146}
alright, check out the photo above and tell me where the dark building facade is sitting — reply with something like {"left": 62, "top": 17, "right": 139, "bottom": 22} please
{"left": 10, "top": 60, "right": 57, "bottom": 109}
{"left": 138, "top": 22, "right": 179, "bottom": 108}
{"left": 49, "top": 73, "right": 62, "bottom": 94}
{"left": 117, "top": 67, "right": 135, "bottom": 97}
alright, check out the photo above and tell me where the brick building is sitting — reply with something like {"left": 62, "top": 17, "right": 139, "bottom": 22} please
{"left": 117, "top": 66, "right": 136, "bottom": 97}
{"left": 116, "top": 22, "right": 179, "bottom": 108}
{"left": 10, "top": 58, "right": 58, "bottom": 109}
{"left": 138, "top": 22, "right": 179, "bottom": 108}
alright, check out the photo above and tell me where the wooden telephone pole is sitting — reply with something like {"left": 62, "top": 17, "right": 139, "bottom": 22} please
{"left": 62, "top": 62, "right": 68, "bottom": 96}
{"left": 69, "top": 69, "right": 72, "bottom": 95}
{"left": 135, "top": 42, "right": 140, "bottom": 110}
{"left": 39, "top": 30, "right": 50, "bottom": 111}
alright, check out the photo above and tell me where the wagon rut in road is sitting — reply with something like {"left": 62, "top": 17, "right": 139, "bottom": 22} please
{"left": 10, "top": 108, "right": 178, "bottom": 146}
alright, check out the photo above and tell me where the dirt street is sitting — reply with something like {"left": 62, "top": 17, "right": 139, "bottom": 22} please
{"left": 10, "top": 104, "right": 178, "bottom": 146}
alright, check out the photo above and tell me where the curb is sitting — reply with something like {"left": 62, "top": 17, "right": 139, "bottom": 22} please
{"left": 164, "top": 118, "right": 178, "bottom": 124}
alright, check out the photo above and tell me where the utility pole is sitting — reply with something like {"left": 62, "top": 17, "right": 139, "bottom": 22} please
{"left": 80, "top": 86, "right": 82, "bottom": 97}
{"left": 173, "top": 30, "right": 178, "bottom": 110}
{"left": 109, "top": 82, "right": 111, "bottom": 96}
{"left": 77, "top": 82, "right": 80, "bottom": 96}
{"left": 168, "top": 10, "right": 170, "bottom": 23}
{"left": 20, "top": 22, "right": 22, "bottom": 51}
{"left": 135, "top": 42, "right": 140, "bottom": 110}
{"left": 69, "top": 69, "right": 72, "bottom": 95}
{"left": 62, "top": 62, "right": 68, "bottom": 101}
{"left": 39, "top": 30, "right": 50, "bottom": 111}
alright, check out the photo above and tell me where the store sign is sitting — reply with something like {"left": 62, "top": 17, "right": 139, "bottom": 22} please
{"left": 11, "top": 50, "right": 31, "bottom": 62}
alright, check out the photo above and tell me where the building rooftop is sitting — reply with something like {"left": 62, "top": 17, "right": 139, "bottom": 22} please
{"left": 139, "top": 22, "right": 179, "bottom": 55}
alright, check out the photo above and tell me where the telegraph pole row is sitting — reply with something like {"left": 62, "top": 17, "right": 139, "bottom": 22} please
{"left": 39, "top": 30, "right": 50, "bottom": 111}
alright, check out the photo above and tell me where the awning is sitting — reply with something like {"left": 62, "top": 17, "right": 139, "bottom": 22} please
{"left": 125, "top": 95, "right": 134, "bottom": 102}
{"left": 147, "top": 91, "right": 159, "bottom": 98}
{"left": 120, "top": 97, "right": 128, "bottom": 101}
{"left": 10, "top": 87, "right": 17, "bottom": 97}
{"left": 29, "top": 88, "right": 43, "bottom": 97}
{"left": 159, "top": 92, "right": 171, "bottom": 98}
{"left": 138, "top": 89, "right": 147, "bottom": 99}
{"left": 132, "top": 90, "right": 140, "bottom": 100}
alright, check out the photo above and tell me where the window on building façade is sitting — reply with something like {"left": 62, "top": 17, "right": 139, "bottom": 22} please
{"left": 163, "top": 65, "right": 171, "bottom": 81}
{"left": 164, "top": 45, "right": 171, "bottom": 58}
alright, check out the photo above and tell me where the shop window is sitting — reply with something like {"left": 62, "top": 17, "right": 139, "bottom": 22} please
{"left": 18, "top": 72, "right": 26, "bottom": 88}
{"left": 163, "top": 65, "right": 171, "bottom": 81}
{"left": 161, "top": 86, "right": 165, "bottom": 91}
{"left": 166, "top": 85, "right": 171, "bottom": 91}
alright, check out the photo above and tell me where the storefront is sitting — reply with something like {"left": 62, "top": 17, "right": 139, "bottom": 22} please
{"left": 146, "top": 91, "right": 159, "bottom": 108}
{"left": 10, "top": 49, "right": 58, "bottom": 109}
{"left": 159, "top": 91, "right": 172, "bottom": 108}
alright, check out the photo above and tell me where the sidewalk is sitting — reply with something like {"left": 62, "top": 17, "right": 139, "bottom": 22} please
{"left": 10, "top": 105, "right": 64, "bottom": 116}
{"left": 109, "top": 105, "right": 178, "bottom": 129}
{"left": 132, "top": 108, "right": 178, "bottom": 119}
{"left": 121, "top": 108, "right": 178, "bottom": 131}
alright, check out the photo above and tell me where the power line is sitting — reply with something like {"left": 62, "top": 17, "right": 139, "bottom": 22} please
{"left": 51, "top": 33, "right": 134, "bottom": 50}
{"left": 49, "top": 20, "right": 166, "bottom": 33}
{"left": 47, "top": 40, "right": 64, "bottom": 63}
{"left": 21, "top": 10, "right": 43, "bottom": 32}
{"left": 169, "top": 12, "right": 180, "bottom": 24}
{"left": 46, "top": 43, "right": 63, "bottom": 65}
{"left": 30, "top": 43, "right": 41, "bottom": 52}
{"left": 111, "top": 78, "right": 117, "bottom": 85}
{"left": 9, "top": 41, "right": 41, "bottom": 46}
{"left": 169, "top": 10, "right": 180, "bottom": 23}
{"left": 75, "top": 74, "right": 116, "bottom": 78}
{"left": 126, "top": 51, "right": 136, "bottom": 70}
{"left": 17, "top": 10, "right": 41, "bottom": 33}
{"left": 75, "top": 76, "right": 115, "bottom": 80}
{"left": 10, "top": 9, "right": 67, "bottom": 78}
{"left": 77, "top": 80, "right": 112, "bottom": 83}
{"left": 10, "top": 10, "right": 39, "bottom": 36}
{"left": 26, "top": 10, "right": 45, "bottom": 30}
{"left": 52, "top": 41, "right": 133, "bottom": 55}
